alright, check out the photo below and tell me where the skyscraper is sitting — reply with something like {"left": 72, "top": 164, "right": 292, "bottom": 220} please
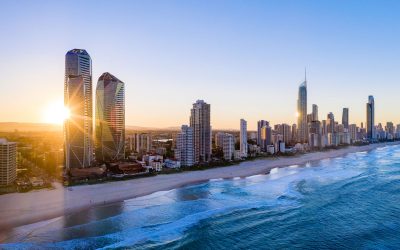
{"left": 366, "top": 95, "right": 375, "bottom": 140}
{"left": 0, "top": 139, "right": 17, "bottom": 186}
{"left": 190, "top": 100, "right": 211, "bottom": 163}
{"left": 240, "top": 119, "right": 248, "bottom": 157}
{"left": 257, "top": 120, "right": 269, "bottom": 146}
{"left": 276, "top": 123, "right": 292, "bottom": 145}
{"left": 175, "top": 125, "right": 194, "bottom": 167}
{"left": 312, "top": 104, "right": 318, "bottom": 122}
{"left": 342, "top": 108, "right": 349, "bottom": 129}
{"left": 261, "top": 125, "right": 272, "bottom": 151}
{"left": 327, "top": 112, "right": 335, "bottom": 134}
{"left": 95, "top": 72, "right": 125, "bottom": 163}
{"left": 64, "top": 49, "right": 93, "bottom": 169}
{"left": 297, "top": 73, "right": 308, "bottom": 143}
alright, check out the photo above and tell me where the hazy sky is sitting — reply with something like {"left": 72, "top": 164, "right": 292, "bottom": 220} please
{"left": 1, "top": 0, "right": 399, "bottom": 130}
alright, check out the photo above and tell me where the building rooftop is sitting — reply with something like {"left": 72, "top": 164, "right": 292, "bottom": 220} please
{"left": 67, "top": 49, "right": 89, "bottom": 56}
{"left": 98, "top": 72, "right": 123, "bottom": 83}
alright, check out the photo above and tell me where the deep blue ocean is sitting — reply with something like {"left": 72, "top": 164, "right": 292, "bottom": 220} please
{"left": 2, "top": 145, "right": 400, "bottom": 249}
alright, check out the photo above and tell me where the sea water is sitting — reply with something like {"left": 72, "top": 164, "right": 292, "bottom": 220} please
{"left": 2, "top": 145, "right": 400, "bottom": 249}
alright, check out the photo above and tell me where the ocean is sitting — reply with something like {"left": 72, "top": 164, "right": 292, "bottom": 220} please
{"left": 2, "top": 145, "right": 400, "bottom": 249}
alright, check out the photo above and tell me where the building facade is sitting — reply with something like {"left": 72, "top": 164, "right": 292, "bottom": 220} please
{"left": 131, "top": 133, "right": 152, "bottom": 153}
{"left": 190, "top": 100, "right": 211, "bottom": 163}
{"left": 95, "top": 72, "right": 125, "bottom": 162}
{"left": 257, "top": 120, "right": 269, "bottom": 146}
{"left": 366, "top": 95, "right": 375, "bottom": 140}
{"left": 240, "top": 119, "right": 248, "bottom": 157}
{"left": 342, "top": 108, "right": 349, "bottom": 129}
{"left": 0, "top": 139, "right": 17, "bottom": 186}
{"left": 222, "top": 133, "right": 235, "bottom": 160}
{"left": 64, "top": 49, "right": 93, "bottom": 169}
{"left": 297, "top": 77, "right": 308, "bottom": 143}
{"left": 175, "top": 125, "right": 194, "bottom": 167}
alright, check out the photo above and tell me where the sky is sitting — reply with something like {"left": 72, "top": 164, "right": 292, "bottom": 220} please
{"left": 0, "top": 0, "right": 399, "bottom": 130}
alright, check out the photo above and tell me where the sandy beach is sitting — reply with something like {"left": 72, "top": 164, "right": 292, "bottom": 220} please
{"left": 0, "top": 142, "right": 398, "bottom": 231}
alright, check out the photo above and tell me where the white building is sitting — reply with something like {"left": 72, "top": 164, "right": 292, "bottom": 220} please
{"left": 222, "top": 133, "right": 235, "bottom": 160}
{"left": 0, "top": 139, "right": 17, "bottom": 186}
{"left": 240, "top": 119, "right": 248, "bottom": 157}
{"left": 175, "top": 125, "right": 194, "bottom": 167}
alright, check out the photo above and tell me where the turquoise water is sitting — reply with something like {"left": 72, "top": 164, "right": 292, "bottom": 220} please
{"left": 2, "top": 145, "right": 400, "bottom": 249}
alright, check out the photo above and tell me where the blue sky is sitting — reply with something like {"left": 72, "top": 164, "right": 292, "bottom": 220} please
{"left": 0, "top": 0, "right": 399, "bottom": 129}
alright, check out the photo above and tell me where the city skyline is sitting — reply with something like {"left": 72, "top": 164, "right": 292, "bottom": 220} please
{"left": 1, "top": 1, "right": 400, "bottom": 130}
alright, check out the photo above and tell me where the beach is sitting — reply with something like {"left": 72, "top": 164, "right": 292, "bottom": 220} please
{"left": 0, "top": 142, "right": 398, "bottom": 232}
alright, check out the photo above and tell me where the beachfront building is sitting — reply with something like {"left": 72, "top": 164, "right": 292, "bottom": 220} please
{"left": 64, "top": 49, "right": 93, "bottom": 169}
{"left": 175, "top": 125, "right": 194, "bottom": 167}
{"left": 0, "top": 139, "right": 17, "bottom": 186}
{"left": 240, "top": 119, "right": 248, "bottom": 157}
{"left": 297, "top": 73, "right": 308, "bottom": 143}
{"left": 276, "top": 123, "right": 292, "bottom": 145}
{"left": 366, "top": 95, "right": 375, "bottom": 140}
{"left": 349, "top": 124, "right": 358, "bottom": 143}
{"left": 215, "top": 132, "right": 225, "bottom": 148}
{"left": 342, "top": 108, "right": 349, "bottom": 130}
{"left": 257, "top": 120, "right": 269, "bottom": 147}
{"left": 95, "top": 72, "right": 125, "bottom": 163}
{"left": 386, "top": 122, "right": 395, "bottom": 139}
{"left": 260, "top": 125, "right": 272, "bottom": 151}
{"left": 327, "top": 112, "right": 335, "bottom": 134}
{"left": 190, "top": 100, "right": 211, "bottom": 163}
{"left": 222, "top": 133, "right": 235, "bottom": 160}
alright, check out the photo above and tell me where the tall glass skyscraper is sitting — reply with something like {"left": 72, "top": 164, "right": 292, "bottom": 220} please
{"left": 297, "top": 75, "right": 308, "bottom": 143}
{"left": 190, "top": 100, "right": 211, "bottom": 163}
{"left": 95, "top": 72, "right": 125, "bottom": 163}
{"left": 64, "top": 49, "right": 93, "bottom": 169}
{"left": 366, "top": 95, "right": 375, "bottom": 139}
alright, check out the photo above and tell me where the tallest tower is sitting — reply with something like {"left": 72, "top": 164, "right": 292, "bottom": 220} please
{"left": 366, "top": 95, "right": 375, "bottom": 140}
{"left": 297, "top": 71, "right": 308, "bottom": 143}
{"left": 64, "top": 49, "right": 93, "bottom": 169}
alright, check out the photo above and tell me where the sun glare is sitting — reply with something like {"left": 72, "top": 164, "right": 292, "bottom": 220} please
{"left": 43, "top": 101, "right": 70, "bottom": 124}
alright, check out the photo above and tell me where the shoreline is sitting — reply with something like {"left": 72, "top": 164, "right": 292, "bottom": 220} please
{"left": 0, "top": 141, "right": 399, "bottom": 232}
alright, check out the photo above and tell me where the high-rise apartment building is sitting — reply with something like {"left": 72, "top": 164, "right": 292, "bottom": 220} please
{"left": 276, "top": 124, "right": 292, "bottom": 145}
{"left": 215, "top": 132, "right": 225, "bottom": 148}
{"left": 95, "top": 72, "right": 125, "bottom": 162}
{"left": 297, "top": 75, "right": 308, "bottom": 143}
{"left": 175, "top": 125, "right": 194, "bottom": 167}
{"left": 0, "top": 139, "right": 17, "bottom": 186}
{"left": 190, "top": 100, "right": 211, "bottom": 163}
{"left": 312, "top": 104, "right": 318, "bottom": 122}
{"left": 327, "top": 112, "right": 335, "bottom": 134}
{"left": 342, "top": 108, "right": 349, "bottom": 130}
{"left": 257, "top": 120, "right": 269, "bottom": 146}
{"left": 366, "top": 95, "right": 375, "bottom": 140}
{"left": 64, "top": 49, "right": 93, "bottom": 169}
{"left": 260, "top": 125, "right": 272, "bottom": 151}
{"left": 240, "top": 119, "right": 248, "bottom": 157}
{"left": 222, "top": 133, "right": 235, "bottom": 161}
{"left": 349, "top": 124, "right": 358, "bottom": 143}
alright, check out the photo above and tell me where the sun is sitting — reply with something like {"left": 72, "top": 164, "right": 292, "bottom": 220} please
{"left": 43, "top": 101, "right": 70, "bottom": 124}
